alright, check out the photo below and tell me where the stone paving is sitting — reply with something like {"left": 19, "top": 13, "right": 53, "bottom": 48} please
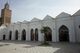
{"left": 0, "top": 41, "right": 80, "bottom": 53}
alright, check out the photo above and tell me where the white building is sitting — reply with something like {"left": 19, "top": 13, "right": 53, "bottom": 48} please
{"left": 0, "top": 3, "right": 80, "bottom": 43}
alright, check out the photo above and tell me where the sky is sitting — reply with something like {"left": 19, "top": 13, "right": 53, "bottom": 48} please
{"left": 0, "top": 0, "right": 80, "bottom": 22}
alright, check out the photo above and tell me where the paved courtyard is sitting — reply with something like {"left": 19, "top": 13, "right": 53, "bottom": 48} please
{"left": 0, "top": 41, "right": 80, "bottom": 53}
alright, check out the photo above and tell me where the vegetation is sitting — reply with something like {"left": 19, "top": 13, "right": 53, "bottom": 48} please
{"left": 40, "top": 26, "right": 51, "bottom": 46}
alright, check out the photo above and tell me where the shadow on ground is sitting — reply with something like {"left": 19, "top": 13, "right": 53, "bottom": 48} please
{"left": 0, "top": 40, "right": 40, "bottom": 48}
{"left": 0, "top": 43, "right": 10, "bottom": 47}
{"left": 50, "top": 42, "right": 80, "bottom": 53}
{"left": 23, "top": 45, "right": 36, "bottom": 48}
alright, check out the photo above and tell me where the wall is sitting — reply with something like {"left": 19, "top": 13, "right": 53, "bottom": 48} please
{"left": 73, "top": 15, "right": 80, "bottom": 42}
{"left": 56, "top": 17, "right": 76, "bottom": 42}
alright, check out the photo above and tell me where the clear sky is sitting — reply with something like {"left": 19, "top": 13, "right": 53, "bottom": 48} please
{"left": 0, "top": 0, "right": 80, "bottom": 22}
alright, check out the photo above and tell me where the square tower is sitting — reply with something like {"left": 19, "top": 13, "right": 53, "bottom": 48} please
{"left": 1, "top": 2, "right": 12, "bottom": 25}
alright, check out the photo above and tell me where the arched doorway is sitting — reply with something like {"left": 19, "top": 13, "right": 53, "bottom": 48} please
{"left": 35, "top": 28, "right": 38, "bottom": 41}
{"left": 59, "top": 25, "right": 69, "bottom": 42}
{"left": 3, "top": 35, "right": 6, "bottom": 40}
{"left": 46, "top": 27, "right": 52, "bottom": 41}
{"left": 15, "top": 30, "right": 18, "bottom": 40}
{"left": 31, "top": 29, "right": 34, "bottom": 41}
{"left": 9, "top": 31, "right": 12, "bottom": 40}
{"left": 22, "top": 29, "right": 26, "bottom": 40}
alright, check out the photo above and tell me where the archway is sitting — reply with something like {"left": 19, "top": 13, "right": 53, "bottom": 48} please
{"left": 46, "top": 27, "right": 52, "bottom": 41}
{"left": 35, "top": 28, "right": 38, "bottom": 41}
{"left": 15, "top": 30, "right": 18, "bottom": 40}
{"left": 59, "top": 25, "right": 69, "bottom": 42}
{"left": 3, "top": 35, "right": 6, "bottom": 40}
{"left": 31, "top": 29, "right": 34, "bottom": 41}
{"left": 22, "top": 29, "right": 26, "bottom": 40}
{"left": 9, "top": 31, "right": 12, "bottom": 40}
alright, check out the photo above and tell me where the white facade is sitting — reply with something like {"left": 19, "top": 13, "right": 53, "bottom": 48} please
{"left": 1, "top": 10, "right": 80, "bottom": 43}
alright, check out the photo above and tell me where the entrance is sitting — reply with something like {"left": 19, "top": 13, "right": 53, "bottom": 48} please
{"left": 35, "top": 28, "right": 38, "bottom": 41}
{"left": 15, "top": 30, "right": 18, "bottom": 40}
{"left": 22, "top": 29, "right": 26, "bottom": 40}
{"left": 9, "top": 31, "right": 12, "bottom": 40}
{"left": 46, "top": 27, "right": 52, "bottom": 41}
{"left": 3, "top": 35, "right": 6, "bottom": 40}
{"left": 59, "top": 25, "right": 69, "bottom": 42}
{"left": 31, "top": 29, "right": 34, "bottom": 41}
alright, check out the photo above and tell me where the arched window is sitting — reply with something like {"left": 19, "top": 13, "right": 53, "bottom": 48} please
{"left": 35, "top": 28, "right": 38, "bottom": 41}
{"left": 15, "top": 30, "right": 18, "bottom": 40}
{"left": 59, "top": 25, "right": 69, "bottom": 42}
{"left": 22, "top": 29, "right": 26, "bottom": 40}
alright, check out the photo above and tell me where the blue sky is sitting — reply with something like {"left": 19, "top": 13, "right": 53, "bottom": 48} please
{"left": 0, "top": 0, "right": 80, "bottom": 22}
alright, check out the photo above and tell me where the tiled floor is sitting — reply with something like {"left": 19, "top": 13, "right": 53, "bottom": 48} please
{"left": 0, "top": 41, "right": 80, "bottom": 53}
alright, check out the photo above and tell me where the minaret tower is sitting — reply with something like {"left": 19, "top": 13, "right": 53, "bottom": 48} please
{"left": 1, "top": 1, "right": 12, "bottom": 25}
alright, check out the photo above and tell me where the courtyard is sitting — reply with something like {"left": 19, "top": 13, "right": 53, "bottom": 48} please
{"left": 0, "top": 41, "right": 79, "bottom": 53}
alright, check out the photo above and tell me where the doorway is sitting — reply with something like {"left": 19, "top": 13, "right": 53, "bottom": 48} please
{"left": 59, "top": 25, "right": 69, "bottom": 42}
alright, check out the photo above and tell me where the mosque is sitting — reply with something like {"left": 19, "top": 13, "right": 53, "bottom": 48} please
{"left": 0, "top": 2, "right": 80, "bottom": 43}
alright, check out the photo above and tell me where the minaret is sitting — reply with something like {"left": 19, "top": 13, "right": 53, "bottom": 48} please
{"left": 1, "top": 2, "right": 12, "bottom": 26}
{"left": 4, "top": 2, "right": 9, "bottom": 9}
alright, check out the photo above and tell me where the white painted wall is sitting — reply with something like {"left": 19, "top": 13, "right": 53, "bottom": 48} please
{"left": 73, "top": 16, "right": 80, "bottom": 42}
{"left": 0, "top": 13, "right": 80, "bottom": 43}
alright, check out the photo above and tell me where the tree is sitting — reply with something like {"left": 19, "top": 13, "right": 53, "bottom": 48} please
{"left": 41, "top": 26, "right": 50, "bottom": 43}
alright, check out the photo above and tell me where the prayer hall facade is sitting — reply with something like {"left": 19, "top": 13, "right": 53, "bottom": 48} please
{"left": 0, "top": 2, "right": 80, "bottom": 43}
